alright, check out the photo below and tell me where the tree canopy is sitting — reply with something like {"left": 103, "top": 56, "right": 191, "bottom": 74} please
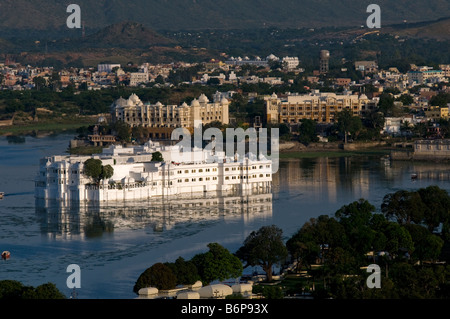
{"left": 236, "top": 225, "right": 288, "bottom": 282}
{"left": 83, "top": 159, "right": 114, "bottom": 183}
{"left": 191, "top": 243, "right": 243, "bottom": 285}
{"left": 133, "top": 263, "right": 177, "bottom": 294}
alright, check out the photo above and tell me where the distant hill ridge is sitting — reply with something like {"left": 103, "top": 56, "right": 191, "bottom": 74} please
{"left": 76, "top": 21, "right": 174, "bottom": 48}
{"left": 0, "top": 0, "right": 449, "bottom": 34}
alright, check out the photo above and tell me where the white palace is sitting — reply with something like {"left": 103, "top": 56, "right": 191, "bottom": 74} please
{"left": 35, "top": 140, "right": 273, "bottom": 203}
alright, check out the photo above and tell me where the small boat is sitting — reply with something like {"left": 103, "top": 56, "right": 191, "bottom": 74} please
{"left": 1, "top": 251, "right": 10, "bottom": 260}
{"left": 411, "top": 174, "right": 418, "bottom": 180}
{"left": 0, "top": 192, "right": 4, "bottom": 199}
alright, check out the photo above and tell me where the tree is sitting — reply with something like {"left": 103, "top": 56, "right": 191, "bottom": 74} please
{"left": 298, "top": 119, "right": 318, "bottom": 145}
{"left": 334, "top": 199, "right": 378, "bottom": 255}
{"left": 191, "top": 243, "right": 243, "bottom": 285}
{"left": 0, "top": 280, "right": 27, "bottom": 299}
{"left": 417, "top": 186, "right": 450, "bottom": 233}
{"left": 83, "top": 158, "right": 103, "bottom": 183}
{"left": 0, "top": 280, "right": 65, "bottom": 299}
{"left": 395, "top": 94, "right": 414, "bottom": 106}
{"left": 24, "top": 283, "right": 66, "bottom": 299}
{"left": 101, "top": 164, "right": 114, "bottom": 180}
{"left": 151, "top": 151, "right": 164, "bottom": 162}
{"left": 84, "top": 160, "right": 114, "bottom": 183}
{"left": 112, "top": 120, "right": 131, "bottom": 142}
{"left": 377, "top": 93, "right": 395, "bottom": 117}
{"left": 133, "top": 263, "right": 177, "bottom": 294}
{"left": 235, "top": 225, "right": 288, "bottom": 282}
{"left": 165, "top": 257, "right": 200, "bottom": 286}
{"left": 33, "top": 76, "right": 47, "bottom": 90}
{"left": 336, "top": 109, "right": 362, "bottom": 143}
{"left": 381, "top": 190, "right": 427, "bottom": 225}
{"left": 405, "top": 224, "right": 443, "bottom": 262}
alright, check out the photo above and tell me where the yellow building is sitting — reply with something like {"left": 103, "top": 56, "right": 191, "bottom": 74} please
{"left": 111, "top": 93, "right": 229, "bottom": 129}
{"left": 425, "top": 106, "right": 449, "bottom": 121}
{"left": 265, "top": 91, "right": 378, "bottom": 125}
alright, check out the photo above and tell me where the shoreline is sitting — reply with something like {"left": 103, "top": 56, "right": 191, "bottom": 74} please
{"left": 278, "top": 140, "right": 392, "bottom": 159}
{"left": 0, "top": 118, "right": 98, "bottom": 137}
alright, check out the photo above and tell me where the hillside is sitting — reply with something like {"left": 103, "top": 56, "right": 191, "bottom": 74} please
{"left": 381, "top": 17, "right": 450, "bottom": 40}
{"left": 63, "top": 21, "right": 174, "bottom": 49}
{"left": 0, "top": 0, "right": 449, "bottom": 35}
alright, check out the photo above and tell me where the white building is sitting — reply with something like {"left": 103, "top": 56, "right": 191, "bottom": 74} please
{"left": 407, "top": 70, "right": 445, "bottom": 86}
{"left": 35, "top": 140, "right": 272, "bottom": 203}
{"left": 282, "top": 57, "right": 300, "bottom": 70}
{"left": 98, "top": 64, "right": 121, "bottom": 73}
{"left": 130, "top": 72, "right": 149, "bottom": 86}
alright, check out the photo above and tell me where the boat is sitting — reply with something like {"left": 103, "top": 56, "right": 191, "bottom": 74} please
{"left": 1, "top": 251, "right": 10, "bottom": 260}
{"left": 411, "top": 174, "right": 418, "bottom": 180}
{"left": 0, "top": 192, "right": 4, "bottom": 199}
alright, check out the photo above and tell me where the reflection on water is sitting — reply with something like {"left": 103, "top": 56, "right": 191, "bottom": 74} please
{"left": 35, "top": 190, "right": 273, "bottom": 240}
{"left": 273, "top": 157, "right": 450, "bottom": 207}
{"left": 2, "top": 133, "right": 450, "bottom": 299}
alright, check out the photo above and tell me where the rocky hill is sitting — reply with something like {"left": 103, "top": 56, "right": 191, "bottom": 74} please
{"left": 0, "top": 0, "right": 449, "bottom": 36}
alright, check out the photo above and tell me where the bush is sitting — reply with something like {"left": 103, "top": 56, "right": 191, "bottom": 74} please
{"left": 133, "top": 263, "right": 177, "bottom": 294}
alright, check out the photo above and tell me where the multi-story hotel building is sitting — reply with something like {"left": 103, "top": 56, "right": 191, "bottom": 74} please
{"left": 111, "top": 93, "right": 229, "bottom": 129}
{"left": 265, "top": 91, "right": 378, "bottom": 125}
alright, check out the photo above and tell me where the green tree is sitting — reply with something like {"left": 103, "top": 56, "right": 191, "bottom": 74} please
{"left": 191, "top": 243, "right": 243, "bottom": 285}
{"left": 298, "top": 119, "right": 318, "bottom": 145}
{"left": 405, "top": 224, "right": 444, "bottom": 262}
{"left": 165, "top": 257, "right": 200, "bottom": 286}
{"left": 24, "top": 283, "right": 66, "bottom": 299}
{"left": 334, "top": 199, "right": 378, "bottom": 255}
{"left": 381, "top": 190, "right": 427, "bottom": 225}
{"left": 101, "top": 164, "right": 114, "bottom": 180}
{"left": 112, "top": 120, "right": 131, "bottom": 142}
{"left": 133, "top": 263, "right": 177, "bottom": 294}
{"left": 83, "top": 158, "right": 103, "bottom": 183}
{"left": 0, "top": 280, "right": 27, "bottom": 299}
{"left": 417, "top": 186, "right": 450, "bottom": 233}
{"left": 377, "top": 93, "right": 395, "bottom": 117}
{"left": 395, "top": 94, "right": 414, "bottom": 106}
{"left": 151, "top": 151, "right": 164, "bottom": 162}
{"left": 0, "top": 280, "right": 65, "bottom": 299}
{"left": 336, "top": 109, "right": 362, "bottom": 143}
{"left": 236, "top": 225, "right": 288, "bottom": 282}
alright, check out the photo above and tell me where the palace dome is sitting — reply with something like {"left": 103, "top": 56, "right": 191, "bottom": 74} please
{"left": 198, "top": 94, "right": 209, "bottom": 103}
{"left": 191, "top": 99, "right": 200, "bottom": 107}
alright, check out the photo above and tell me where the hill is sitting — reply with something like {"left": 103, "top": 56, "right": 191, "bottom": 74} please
{"left": 0, "top": 0, "right": 449, "bottom": 36}
{"left": 62, "top": 21, "right": 174, "bottom": 49}
{"left": 381, "top": 17, "right": 450, "bottom": 40}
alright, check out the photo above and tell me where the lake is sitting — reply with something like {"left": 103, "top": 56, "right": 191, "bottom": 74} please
{"left": 1, "top": 133, "right": 450, "bottom": 299}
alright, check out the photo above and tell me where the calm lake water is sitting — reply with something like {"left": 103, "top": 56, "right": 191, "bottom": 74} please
{"left": 1, "top": 133, "right": 450, "bottom": 299}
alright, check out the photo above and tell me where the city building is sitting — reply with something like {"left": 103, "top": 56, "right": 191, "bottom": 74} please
{"left": 355, "top": 61, "right": 378, "bottom": 73}
{"left": 413, "top": 139, "right": 450, "bottom": 160}
{"left": 281, "top": 57, "right": 300, "bottom": 70}
{"left": 425, "top": 106, "right": 449, "bottom": 121}
{"left": 97, "top": 64, "right": 121, "bottom": 73}
{"left": 111, "top": 92, "right": 229, "bottom": 129}
{"left": 35, "top": 140, "right": 273, "bottom": 203}
{"left": 265, "top": 90, "right": 378, "bottom": 125}
{"left": 407, "top": 69, "right": 445, "bottom": 85}
{"left": 129, "top": 72, "right": 149, "bottom": 86}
